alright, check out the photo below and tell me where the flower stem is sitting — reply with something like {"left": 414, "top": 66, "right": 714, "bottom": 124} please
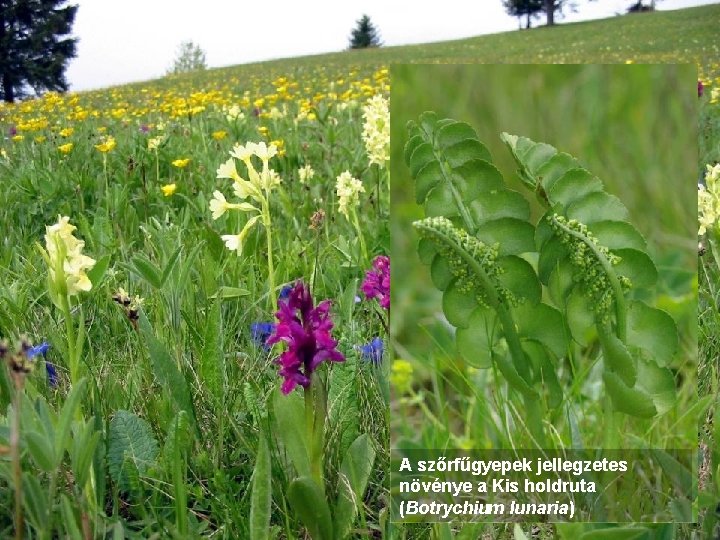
{"left": 11, "top": 374, "right": 24, "bottom": 540}
{"left": 262, "top": 193, "right": 275, "bottom": 311}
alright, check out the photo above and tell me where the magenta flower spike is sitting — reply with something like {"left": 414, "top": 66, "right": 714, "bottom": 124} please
{"left": 267, "top": 281, "right": 345, "bottom": 394}
{"left": 361, "top": 255, "right": 390, "bottom": 310}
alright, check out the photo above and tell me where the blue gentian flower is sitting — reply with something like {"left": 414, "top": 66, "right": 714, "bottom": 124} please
{"left": 26, "top": 342, "right": 50, "bottom": 359}
{"left": 279, "top": 284, "right": 293, "bottom": 301}
{"left": 251, "top": 322, "right": 276, "bottom": 350}
{"left": 46, "top": 362, "right": 58, "bottom": 387}
{"left": 358, "top": 337, "right": 384, "bottom": 364}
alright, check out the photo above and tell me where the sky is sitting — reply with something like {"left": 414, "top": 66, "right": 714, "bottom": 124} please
{"left": 65, "top": 0, "right": 716, "bottom": 91}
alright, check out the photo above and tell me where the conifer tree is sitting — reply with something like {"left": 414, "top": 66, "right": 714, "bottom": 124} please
{"left": 348, "top": 14, "right": 382, "bottom": 49}
{"left": 0, "top": 0, "right": 78, "bottom": 103}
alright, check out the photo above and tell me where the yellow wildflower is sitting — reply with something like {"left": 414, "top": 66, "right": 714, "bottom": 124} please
{"left": 43, "top": 215, "right": 96, "bottom": 298}
{"left": 59, "top": 127, "right": 74, "bottom": 137}
{"left": 172, "top": 158, "right": 190, "bottom": 168}
{"left": 12, "top": 135, "right": 24, "bottom": 142}
{"left": 94, "top": 136, "right": 116, "bottom": 153}
{"left": 212, "top": 130, "right": 228, "bottom": 141}
{"left": 147, "top": 137, "right": 162, "bottom": 150}
{"left": 335, "top": 171, "right": 365, "bottom": 218}
{"left": 58, "top": 143, "right": 74, "bottom": 154}
{"left": 161, "top": 183, "right": 177, "bottom": 196}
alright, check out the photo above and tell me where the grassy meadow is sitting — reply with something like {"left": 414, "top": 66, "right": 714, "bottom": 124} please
{"left": 0, "top": 3, "right": 718, "bottom": 539}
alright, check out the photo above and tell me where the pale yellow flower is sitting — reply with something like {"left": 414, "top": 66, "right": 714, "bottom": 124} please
{"left": 298, "top": 164, "right": 315, "bottom": 184}
{"left": 217, "top": 157, "right": 241, "bottom": 181}
{"left": 44, "top": 215, "right": 96, "bottom": 297}
{"left": 147, "top": 137, "right": 162, "bottom": 150}
{"left": 336, "top": 171, "right": 365, "bottom": 218}
{"left": 221, "top": 215, "right": 261, "bottom": 255}
{"left": 362, "top": 94, "right": 389, "bottom": 167}
{"left": 209, "top": 190, "right": 258, "bottom": 220}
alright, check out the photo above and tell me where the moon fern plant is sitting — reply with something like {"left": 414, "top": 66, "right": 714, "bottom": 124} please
{"left": 404, "top": 113, "right": 569, "bottom": 445}
{"left": 403, "top": 112, "right": 679, "bottom": 444}
{"left": 501, "top": 133, "right": 678, "bottom": 419}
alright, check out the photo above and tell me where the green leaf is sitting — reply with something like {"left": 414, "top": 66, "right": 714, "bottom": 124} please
{"left": 403, "top": 134, "right": 424, "bottom": 166}
{"left": 288, "top": 476, "right": 334, "bottom": 540}
{"left": 55, "top": 377, "right": 88, "bottom": 465}
{"left": 442, "top": 278, "right": 479, "bottom": 329}
{"left": 436, "top": 121, "right": 481, "bottom": 150}
{"left": 415, "top": 160, "right": 443, "bottom": 203}
{"left": 564, "top": 287, "right": 597, "bottom": 347}
{"left": 22, "top": 473, "right": 48, "bottom": 530}
{"left": 538, "top": 236, "right": 568, "bottom": 283}
{"left": 497, "top": 255, "right": 542, "bottom": 304}
{"left": 444, "top": 139, "right": 491, "bottom": 168}
{"left": 25, "top": 431, "right": 54, "bottom": 472}
{"left": 548, "top": 168, "right": 603, "bottom": 208}
{"left": 534, "top": 152, "right": 580, "bottom": 192}
{"left": 430, "top": 254, "right": 454, "bottom": 291}
{"left": 626, "top": 301, "right": 678, "bottom": 367}
{"left": 523, "top": 341, "right": 562, "bottom": 408}
{"left": 334, "top": 434, "right": 376, "bottom": 540}
{"left": 139, "top": 314, "right": 196, "bottom": 427}
{"left": 468, "top": 188, "right": 529, "bottom": 225}
{"left": 587, "top": 221, "right": 647, "bottom": 251}
{"left": 60, "top": 494, "right": 83, "bottom": 540}
{"left": 567, "top": 191, "right": 629, "bottom": 224}
{"left": 273, "top": 389, "right": 311, "bottom": 477}
{"left": 250, "top": 437, "right": 272, "bottom": 540}
{"left": 87, "top": 254, "right": 111, "bottom": 288}
{"left": 417, "top": 237, "right": 437, "bottom": 265}
{"left": 210, "top": 286, "right": 251, "bottom": 299}
{"left": 514, "top": 524, "right": 530, "bottom": 540}
{"left": 612, "top": 248, "right": 658, "bottom": 288}
{"left": 200, "top": 299, "right": 225, "bottom": 402}
{"left": 107, "top": 410, "right": 159, "bottom": 489}
{"left": 425, "top": 182, "right": 459, "bottom": 218}
{"left": 514, "top": 303, "right": 568, "bottom": 358}
{"left": 451, "top": 159, "right": 504, "bottom": 198}
{"left": 456, "top": 307, "right": 497, "bottom": 368}
{"left": 599, "top": 331, "right": 636, "bottom": 387}
{"left": 71, "top": 421, "right": 101, "bottom": 489}
{"left": 636, "top": 358, "right": 676, "bottom": 414}
{"left": 409, "top": 142, "right": 435, "bottom": 177}
{"left": 131, "top": 255, "right": 162, "bottom": 288}
{"left": 474, "top": 218, "right": 536, "bottom": 256}
{"left": 603, "top": 372, "right": 656, "bottom": 418}
{"left": 160, "top": 245, "right": 183, "bottom": 287}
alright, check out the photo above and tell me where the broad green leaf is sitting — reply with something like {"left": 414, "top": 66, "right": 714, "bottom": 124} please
{"left": 603, "top": 372, "right": 656, "bottom": 418}
{"left": 442, "top": 278, "right": 479, "bottom": 328}
{"left": 250, "top": 437, "right": 272, "bottom": 540}
{"left": 538, "top": 236, "right": 568, "bottom": 283}
{"left": 415, "top": 160, "right": 443, "bottom": 203}
{"left": 87, "top": 254, "right": 111, "bottom": 288}
{"left": 288, "top": 476, "right": 334, "bottom": 540}
{"left": 200, "top": 299, "right": 225, "bottom": 402}
{"left": 636, "top": 358, "right": 676, "bottom": 414}
{"left": 547, "top": 263, "right": 575, "bottom": 306}
{"left": 139, "top": 315, "right": 196, "bottom": 427}
{"left": 25, "top": 431, "right": 54, "bottom": 472}
{"left": 598, "top": 331, "right": 636, "bottom": 387}
{"left": 564, "top": 287, "right": 597, "bottom": 347}
{"left": 468, "top": 188, "right": 530, "bottom": 225}
{"left": 549, "top": 168, "right": 603, "bottom": 208}
{"left": 626, "top": 301, "right": 678, "bottom": 367}
{"left": 456, "top": 307, "right": 497, "bottom": 368}
{"left": 497, "top": 255, "right": 542, "bottom": 304}
{"left": 436, "top": 121, "right": 481, "bottom": 150}
{"left": 474, "top": 218, "right": 536, "bottom": 256}
{"left": 107, "top": 410, "right": 159, "bottom": 489}
{"left": 495, "top": 350, "right": 537, "bottom": 396}
{"left": 273, "top": 389, "right": 311, "bottom": 477}
{"left": 403, "top": 134, "right": 424, "bottom": 166}
{"left": 612, "top": 248, "right": 658, "bottom": 288}
{"left": 430, "top": 254, "right": 454, "bottom": 291}
{"left": 534, "top": 152, "right": 580, "bottom": 192}
{"left": 588, "top": 221, "right": 647, "bottom": 251}
{"left": 55, "top": 377, "right": 88, "bottom": 465}
{"left": 425, "top": 182, "right": 459, "bottom": 217}
{"left": 444, "top": 138, "right": 491, "bottom": 168}
{"left": 131, "top": 255, "right": 162, "bottom": 289}
{"left": 452, "top": 159, "right": 504, "bottom": 197}
{"left": 514, "top": 303, "right": 568, "bottom": 358}
{"left": 567, "top": 191, "right": 629, "bottom": 224}
{"left": 521, "top": 142, "right": 557, "bottom": 174}
{"left": 417, "top": 237, "right": 437, "bottom": 265}
{"left": 409, "top": 142, "right": 435, "bottom": 177}
{"left": 334, "top": 433, "right": 376, "bottom": 539}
